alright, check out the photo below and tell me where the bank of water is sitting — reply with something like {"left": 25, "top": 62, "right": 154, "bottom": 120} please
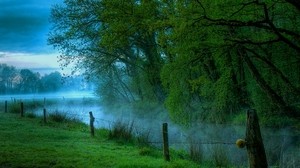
{"left": 1, "top": 93, "right": 299, "bottom": 167}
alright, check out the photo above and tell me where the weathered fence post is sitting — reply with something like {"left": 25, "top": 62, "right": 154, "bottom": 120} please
{"left": 43, "top": 108, "right": 47, "bottom": 123}
{"left": 246, "top": 109, "right": 268, "bottom": 168}
{"left": 162, "top": 123, "right": 170, "bottom": 161}
{"left": 20, "top": 102, "right": 24, "bottom": 117}
{"left": 89, "top": 111, "right": 95, "bottom": 137}
{"left": 5, "top": 101, "right": 7, "bottom": 113}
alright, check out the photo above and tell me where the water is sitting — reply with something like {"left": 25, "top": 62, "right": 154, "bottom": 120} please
{"left": 0, "top": 91, "right": 96, "bottom": 100}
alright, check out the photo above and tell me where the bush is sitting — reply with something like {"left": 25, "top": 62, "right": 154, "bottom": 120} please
{"left": 49, "top": 111, "right": 68, "bottom": 123}
{"left": 138, "top": 147, "right": 152, "bottom": 156}
{"left": 108, "top": 120, "right": 134, "bottom": 143}
{"left": 26, "top": 112, "right": 37, "bottom": 118}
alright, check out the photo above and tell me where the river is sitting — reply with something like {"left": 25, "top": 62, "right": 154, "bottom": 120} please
{"left": 1, "top": 92, "right": 299, "bottom": 167}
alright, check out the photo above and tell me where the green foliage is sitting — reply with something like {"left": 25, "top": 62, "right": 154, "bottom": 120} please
{"left": 211, "top": 145, "right": 230, "bottom": 167}
{"left": 26, "top": 112, "right": 37, "bottom": 118}
{"left": 138, "top": 147, "right": 153, "bottom": 156}
{"left": 108, "top": 120, "right": 135, "bottom": 143}
{"left": 49, "top": 0, "right": 300, "bottom": 126}
{"left": 48, "top": 111, "right": 68, "bottom": 123}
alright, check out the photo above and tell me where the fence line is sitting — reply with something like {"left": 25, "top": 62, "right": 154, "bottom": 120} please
{"left": 3, "top": 100, "right": 268, "bottom": 166}
{"left": 2, "top": 100, "right": 240, "bottom": 146}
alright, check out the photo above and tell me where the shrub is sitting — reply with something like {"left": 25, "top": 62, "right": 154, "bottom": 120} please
{"left": 49, "top": 111, "right": 68, "bottom": 123}
{"left": 108, "top": 120, "right": 134, "bottom": 142}
{"left": 138, "top": 147, "right": 152, "bottom": 156}
{"left": 26, "top": 112, "right": 37, "bottom": 118}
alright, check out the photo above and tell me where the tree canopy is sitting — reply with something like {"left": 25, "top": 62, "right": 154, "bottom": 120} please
{"left": 49, "top": 0, "right": 300, "bottom": 125}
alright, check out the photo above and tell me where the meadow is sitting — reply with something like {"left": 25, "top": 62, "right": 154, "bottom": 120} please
{"left": 0, "top": 112, "right": 205, "bottom": 168}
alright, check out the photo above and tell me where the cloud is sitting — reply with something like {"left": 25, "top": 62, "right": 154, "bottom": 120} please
{"left": 0, "top": 0, "right": 62, "bottom": 53}
{"left": 0, "top": 51, "right": 60, "bottom": 69}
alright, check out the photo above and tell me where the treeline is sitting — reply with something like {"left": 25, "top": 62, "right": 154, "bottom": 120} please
{"left": 48, "top": 0, "right": 300, "bottom": 124}
{"left": 0, "top": 64, "right": 92, "bottom": 94}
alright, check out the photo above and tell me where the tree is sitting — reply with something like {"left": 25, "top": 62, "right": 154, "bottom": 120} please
{"left": 49, "top": 0, "right": 300, "bottom": 125}
{"left": 48, "top": 0, "right": 167, "bottom": 103}
{"left": 0, "top": 64, "right": 18, "bottom": 94}
{"left": 39, "top": 71, "right": 63, "bottom": 92}
{"left": 160, "top": 0, "right": 300, "bottom": 123}
{"left": 18, "top": 69, "right": 40, "bottom": 93}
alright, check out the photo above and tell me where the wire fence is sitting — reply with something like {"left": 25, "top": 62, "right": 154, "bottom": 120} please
{"left": 2, "top": 98, "right": 299, "bottom": 167}
{"left": 3, "top": 98, "right": 240, "bottom": 147}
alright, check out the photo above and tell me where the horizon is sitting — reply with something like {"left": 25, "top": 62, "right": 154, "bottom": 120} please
{"left": 0, "top": 0, "right": 65, "bottom": 75}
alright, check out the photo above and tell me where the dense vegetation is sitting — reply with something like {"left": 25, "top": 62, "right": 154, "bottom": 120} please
{"left": 48, "top": 0, "right": 300, "bottom": 125}
{"left": 0, "top": 64, "right": 93, "bottom": 94}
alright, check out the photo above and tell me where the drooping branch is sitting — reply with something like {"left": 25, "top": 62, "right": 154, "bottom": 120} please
{"left": 240, "top": 47, "right": 299, "bottom": 118}
{"left": 194, "top": 1, "right": 300, "bottom": 53}
{"left": 244, "top": 46, "right": 300, "bottom": 95}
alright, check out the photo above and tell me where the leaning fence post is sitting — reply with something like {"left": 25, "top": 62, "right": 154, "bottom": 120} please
{"left": 89, "top": 111, "right": 95, "bottom": 137}
{"left": 162, "top": 123, "right": 170, "bottom": 161}
{"left": 20, "top": 102, "right": 24, "bottom": 117}
{"left": 5, "top": 101, "right": 7, "bottom": 113}
{"left": 246, "top": 109, "right": 268, "bottom": 168}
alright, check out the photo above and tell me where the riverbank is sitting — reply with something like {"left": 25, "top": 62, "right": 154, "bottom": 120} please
{"left": 1, "top": 98, "right": 299, "bottom": 167}
{"left": 0, "top": 112, "right": 202, "bottom": 168}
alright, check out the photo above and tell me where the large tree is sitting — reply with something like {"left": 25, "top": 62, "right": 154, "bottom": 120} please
{"left": 160, "top": 0, "right": 300, "bottom": 123}
{"left": 49, "top": 0, "right": 166, "bottom": 103}
{"left": 49, "top": 0, "right": 300, "bottom": 124}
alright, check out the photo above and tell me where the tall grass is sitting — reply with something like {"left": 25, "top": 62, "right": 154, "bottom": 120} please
{"left": 211, "top": 145, "right": 230, "bottom": 167}
{"left": 189, "top": 140, "right": 203, "bottom": 163}
{"left": 108, "top": 119, "right": 135, "bottom": 143}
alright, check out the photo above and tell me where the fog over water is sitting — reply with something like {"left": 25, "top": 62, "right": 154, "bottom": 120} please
{"left": 0, "top": 91, "right": 96, "bottom": 100}
{"left": 1, "top": 92, "right": 299, "bottom": 166}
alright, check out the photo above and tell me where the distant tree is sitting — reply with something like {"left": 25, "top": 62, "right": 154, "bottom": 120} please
{"left": 39, "top": 71, "right": 63, "bottom": 92}
{"left": 18, "top": 69, "right": 40, "bottom": 93}
{"left": 0, "top": 64, "right": 18, "bottom": 94}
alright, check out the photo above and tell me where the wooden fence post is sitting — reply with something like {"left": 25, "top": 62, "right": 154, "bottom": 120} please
{"left": 162, "top": 123, "right": 170, "bottom": 161}
{"left": 246, "top": 109, "right": 268, "bottom": 168}
{"left": 5, "top": 101, "right": 7, "bottom": 113}
{"left": 89, "top": 111, "right": 95, "bottom": 137}
{"left": 43, "top": 108, "right": 47, "bottom": 123}
{"left": 20, "top": 102, "right": 24, "bottom": 117}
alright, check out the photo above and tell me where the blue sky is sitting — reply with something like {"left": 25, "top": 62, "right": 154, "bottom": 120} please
{"left": 0, "top": 0, "right": 63, "bottom": 72}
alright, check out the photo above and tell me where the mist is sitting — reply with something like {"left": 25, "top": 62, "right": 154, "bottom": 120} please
{"left": 1, "top": 90, "right": 299, "bottom": 167}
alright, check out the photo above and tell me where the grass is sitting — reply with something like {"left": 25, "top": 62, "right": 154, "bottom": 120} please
{"left": 0, "top": 112, "right": 202, "bottom": 168}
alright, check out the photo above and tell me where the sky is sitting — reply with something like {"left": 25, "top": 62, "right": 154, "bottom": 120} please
{"left": 0, "top": 0, "right": 63, "bottom": 74}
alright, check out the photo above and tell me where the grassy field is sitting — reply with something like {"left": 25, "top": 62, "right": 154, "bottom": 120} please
{"left": 0, "top": 112, "right": 205, "bottom": 168}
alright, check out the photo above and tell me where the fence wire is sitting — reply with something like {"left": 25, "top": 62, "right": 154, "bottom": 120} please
{"left": 4, "top": 99, "right": 239, "bottom": 146}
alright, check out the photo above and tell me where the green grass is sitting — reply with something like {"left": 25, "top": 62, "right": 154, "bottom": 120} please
{"left": 0, "top": 112, "right": 202, "bottom": 168}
